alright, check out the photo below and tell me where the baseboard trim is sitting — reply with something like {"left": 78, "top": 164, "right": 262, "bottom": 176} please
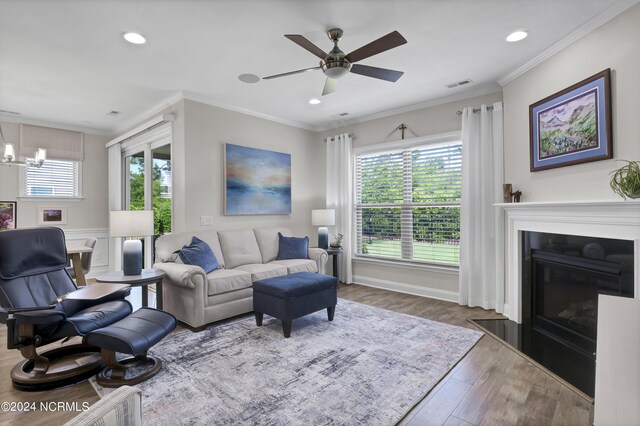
{"left": 352, "top": 275, "right": 459, "bottom": 303}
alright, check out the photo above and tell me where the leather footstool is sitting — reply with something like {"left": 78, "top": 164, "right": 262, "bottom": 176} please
{"left": 85, "top": 307, "right": 176, "bottom": 387}
{"left": 253, "top": 272, "right": 337, "bottom": 338}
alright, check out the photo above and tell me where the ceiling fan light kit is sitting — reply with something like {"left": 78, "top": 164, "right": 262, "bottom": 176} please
{"left": 263, "top": 27, "right": 407, "bottom": 96}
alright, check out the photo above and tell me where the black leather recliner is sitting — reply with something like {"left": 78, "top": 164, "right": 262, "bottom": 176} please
{"left": 0, "top": 227, "right": 132, "bottom": 391}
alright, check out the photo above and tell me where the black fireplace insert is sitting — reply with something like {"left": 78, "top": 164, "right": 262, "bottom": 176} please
{"left": 475, "top": 231, "right": 634, "bottom": 397}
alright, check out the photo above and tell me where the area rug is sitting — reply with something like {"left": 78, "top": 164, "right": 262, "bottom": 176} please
{"left": 91, "top": 299, "right": 483, "bottom": 425}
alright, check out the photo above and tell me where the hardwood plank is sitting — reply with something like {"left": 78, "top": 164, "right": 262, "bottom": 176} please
{"left": 408, "top": 378, "right": 472, "bottom": 426}
{"left": 452, "top": 335, "right": 502, "bottom": 384}
{"left": 443, "top": 415, "right": 476, "bottom": 426}
{"left": 515, "top": 383, "right": 561, "bottom": 426}
{"left": 452, "top": 345, "right": 519, "bottom": 424}
{"left": 550, "top": 386, "right": 592, "bottom": 426}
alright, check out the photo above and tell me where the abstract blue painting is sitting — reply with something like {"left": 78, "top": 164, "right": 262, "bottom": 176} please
{"left": 224, "top": 144, "right": 291, "bottom": 215}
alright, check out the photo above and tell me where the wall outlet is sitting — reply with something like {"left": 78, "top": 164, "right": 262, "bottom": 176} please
{"left": 200, "top": 215, "right": 213, "bottom": 226}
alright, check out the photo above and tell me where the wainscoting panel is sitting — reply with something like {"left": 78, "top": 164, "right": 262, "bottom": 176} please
{"left": 63, "top": 228, "right": 110, "bottom": 277}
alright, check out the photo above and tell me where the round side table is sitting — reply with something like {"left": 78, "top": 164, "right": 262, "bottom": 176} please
{"left": 95, "top": 268, "right": 166, "bottom": 310}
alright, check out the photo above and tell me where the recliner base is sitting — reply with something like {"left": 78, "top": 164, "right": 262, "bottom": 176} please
{"left": 10, "top": 343, "right": 103, "bottom": 392}
{"left": 96, "top": 352, "right": 163, "bottom": 388}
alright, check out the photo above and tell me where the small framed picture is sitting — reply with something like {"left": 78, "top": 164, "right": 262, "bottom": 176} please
{"left": 0, "top": 201, "right": 17, "bottom": 230}
{"left": 529, "top": 69, "right": 612, "bottom": 172}
{"left": 37, "top": 206, "right": 67, "bottom": 225}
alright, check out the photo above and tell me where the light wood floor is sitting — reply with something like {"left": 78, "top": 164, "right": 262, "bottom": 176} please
{"left": 0, "top": 285, "right": 593, "bottom": 425}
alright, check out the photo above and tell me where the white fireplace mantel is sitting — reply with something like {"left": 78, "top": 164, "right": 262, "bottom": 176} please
{"left": 495, "top": 200, "right": 640, "bottom": 322}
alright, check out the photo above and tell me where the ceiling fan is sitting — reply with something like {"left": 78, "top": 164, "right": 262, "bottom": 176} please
{"left": 263, "top": 28, "right": 407, "bottom": 96}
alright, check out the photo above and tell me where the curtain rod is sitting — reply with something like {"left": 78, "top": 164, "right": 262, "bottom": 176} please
{"left": 324, "top": 132, "right": 354, "bottom": 143}
{"left": 456, "top": 106, "right": 494, "bottom": 116}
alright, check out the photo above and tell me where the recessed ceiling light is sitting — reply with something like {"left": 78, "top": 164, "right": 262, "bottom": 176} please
{"left": 238, "top": 74, "right": 260, "bottom": 84}
{"left": 506, "top": 30, "right": 528, "bottom": 42}
{"left": 308, "top": 98, "right": 321, "bottom": 105}
{"left": 123, "top": 32, "right": 146, "bottom": 45}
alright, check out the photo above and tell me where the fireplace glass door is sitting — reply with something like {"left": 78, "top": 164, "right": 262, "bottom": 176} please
{"left": 532, "top": 250, "right": 631, "bottom": 356}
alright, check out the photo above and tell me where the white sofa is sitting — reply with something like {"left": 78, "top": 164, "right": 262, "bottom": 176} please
{"left": 153, "top": 227, "right": 328, "bottom": 328}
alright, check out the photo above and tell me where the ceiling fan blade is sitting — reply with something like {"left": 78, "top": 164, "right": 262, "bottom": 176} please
{"left": 350, "top": 64, "right": 404, "bottom": 82}
{"left": 284, "top": 34, "right": 327, "bottom": 59}
{"left": 322, "top": 78, "right": 337, "bottom": 96}
{"left": 262, "top": 66, "right": 321, "bottom": 80}
{"left": 345, "top": 30, "right": 407, "bottom": 63}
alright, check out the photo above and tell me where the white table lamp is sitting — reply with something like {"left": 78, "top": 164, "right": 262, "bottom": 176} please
{"left": 110, "top": 210, "right": 154, "bottom": 276}
{"left": 312, "top": 209, "right": 335, "bottom": 249}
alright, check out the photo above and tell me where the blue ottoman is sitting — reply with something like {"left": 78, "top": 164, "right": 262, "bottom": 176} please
{"left": 85, "top": 307, "right": 176, "bottom": 387}
{"left": 253, "top": 272, "right": 338, "bottom": 338}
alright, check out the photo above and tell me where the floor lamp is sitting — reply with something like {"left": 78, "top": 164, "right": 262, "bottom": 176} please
{"left": 110, "top": 210, "right": 154, "bottom": 276}
{"left": 312, "top": 209, "right": 335, "bottom": 249}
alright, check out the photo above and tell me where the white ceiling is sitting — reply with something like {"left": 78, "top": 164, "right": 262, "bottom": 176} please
{"left": 0, "top": 0, "right": 637, "bottom": 134}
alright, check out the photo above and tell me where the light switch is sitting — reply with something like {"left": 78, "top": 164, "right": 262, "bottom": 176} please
{"left": 200, "top": 215, "right": 213, "bottom": 226}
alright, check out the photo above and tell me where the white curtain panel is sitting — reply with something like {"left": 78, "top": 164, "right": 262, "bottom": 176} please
{"left": 326, "top": 133, "right": 354, "bottom": 284}
{"left": 459, "top": 102, "right": 504, "bottom": 312}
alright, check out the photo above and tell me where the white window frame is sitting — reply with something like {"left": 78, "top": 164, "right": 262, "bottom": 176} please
{"left": 18, "top": 160, "right": 84, "bottom": 201}
{"left": 353, "top": 131, "right": 461, "bottom": 269}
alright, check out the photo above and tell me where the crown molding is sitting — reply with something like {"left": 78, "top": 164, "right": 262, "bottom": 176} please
{"left": 112, "top": 90, "right": 319, "bottom": 134}
{"left": 180, "top": 91, "right": 317, "bottom": 131}
{"left": 314, "top": 83, "right": 502, "bottom": 132}
{"left": 112, "top": 91, "right": 184, "bottom": 135}
{"left": 0, "top": 113, "right": 111, "bottom": 136}
{"left": 498, "top": 0, "right": 640, "bottom": 86}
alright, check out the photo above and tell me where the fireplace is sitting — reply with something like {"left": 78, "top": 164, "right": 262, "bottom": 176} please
{"left": 524, "top": 232, "right": 634, "bottom": 358}
{"left": 475, "top": 200, "right": 640, "bottom": 398}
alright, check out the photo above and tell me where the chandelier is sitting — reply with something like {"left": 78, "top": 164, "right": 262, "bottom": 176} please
{"left": 0, "top": 124, "right": 46, "bottom": 168}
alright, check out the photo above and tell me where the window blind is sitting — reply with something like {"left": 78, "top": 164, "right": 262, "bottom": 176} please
{"left": 23, "top": 160, "right": 80, "bottom": 197}
{"left": 355, "top": 141, "right": 461, "bottom": 266}
{"left": 20, "top": 124, "right": 84, "bottom": 161}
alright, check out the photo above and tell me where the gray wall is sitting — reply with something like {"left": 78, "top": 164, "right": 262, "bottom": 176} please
{"left": 175, "top": 99, "right": 325, "bottom": 238}
{"left": 0, "top": 120, "right": 109, "bottom": 229}
{"left": 318, "top": 91, "right": 503, "bottom": 299}
{"left": 503, "top": 3, "right": 640, "bottom": 201}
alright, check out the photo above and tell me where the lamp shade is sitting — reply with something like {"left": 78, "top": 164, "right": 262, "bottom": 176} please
{"left": 312, "top": 209, "right": 335, "bottom": 226}
{"left": 110, "top": 210, "right": 154, "bottom": 237}
{"left": 4, "top": 143, "right": 15, "bottom": 160}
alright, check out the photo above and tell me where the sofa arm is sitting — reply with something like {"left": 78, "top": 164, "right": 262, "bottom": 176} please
{"left": 64, "top": 385, "right": 142, "bottom": 426}
{"left": 153, "top": 262, "right": 206, "bottom": 289}
{"left": 308, "top": 248, "right": 328, "bottom": 275}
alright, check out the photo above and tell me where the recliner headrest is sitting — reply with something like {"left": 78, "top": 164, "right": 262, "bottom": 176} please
{"left": 0, "top": 227, "right": 68, "bottom": 279}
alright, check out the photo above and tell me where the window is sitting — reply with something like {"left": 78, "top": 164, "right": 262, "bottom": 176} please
{"left": 21, "top": 160, "right": 81, "bottom": 198}
{"left": 355, "top": 141, "right": 461, "bottom": 266}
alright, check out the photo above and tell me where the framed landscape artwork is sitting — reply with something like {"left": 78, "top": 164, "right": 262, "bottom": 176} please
{"left": 529, "top": 68, "right": 612, "bottom": 172}
{"left": 0, "top": 201, "right": 17, "bottom": 230}
{"left": 224, "top": 143, "right": 291, "bottom": 215}
{"left": 37, "top": 206, "right": 67, "bottom": 225}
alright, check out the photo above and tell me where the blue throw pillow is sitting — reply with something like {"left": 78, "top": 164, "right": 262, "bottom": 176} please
{"left": 176, "top": 237, "right": 220, "bottom": 273}
{"left": 276, "top": 233, "right": 309, "bottom": 260}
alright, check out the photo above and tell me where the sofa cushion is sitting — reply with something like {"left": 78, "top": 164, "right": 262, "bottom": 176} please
{"left": 206, "top": 269, "right": 252, "bottom": 296}
{"left": 234, "top": 263, "right": 287, "bottom": 282}
{"left": 155, "top": 230, "right": 225, "bottom": 268}
{"left": 176, "top": 237, "right": 221, "bottom": 273}
{"left": 269, "top": 259, "right": 318, "bottom": 274}
{"left": 218, "top": 229, "right": 263, "bottom": 269}
{"left": 254, "top": 227, "right": 292, "bottom": 263}
{"left": 276, "top": 233, "right": 309, "bottom": 260}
